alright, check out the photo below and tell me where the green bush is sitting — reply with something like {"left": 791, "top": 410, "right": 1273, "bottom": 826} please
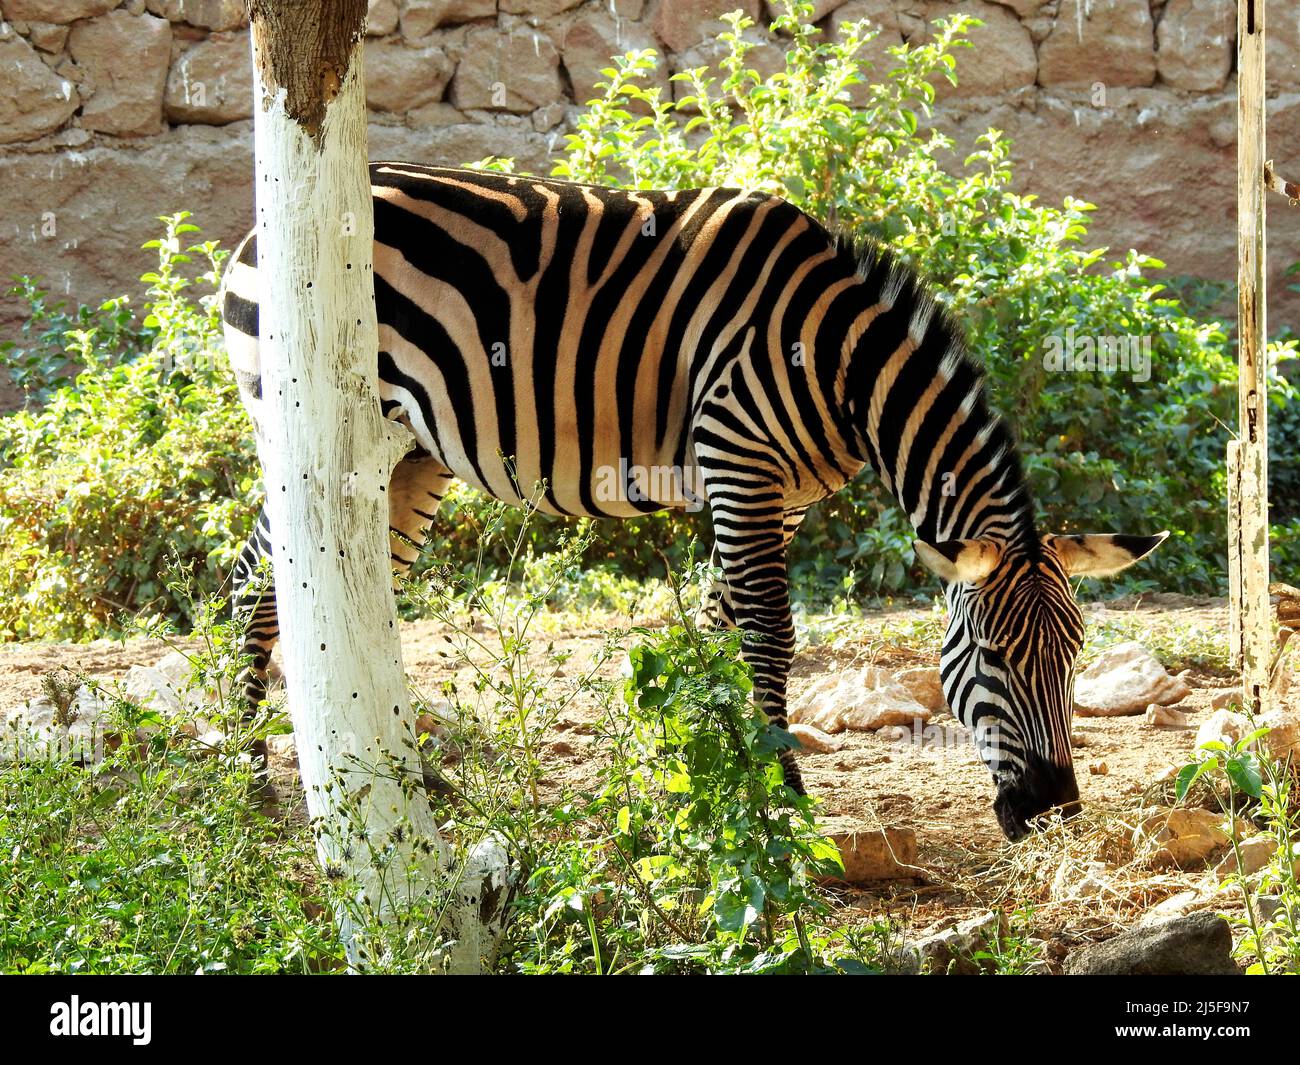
{"left": 0, "top": 600, "right": 340, "bottom": 974}
{"left": 0, "top": 214, "right": 259, "bottom": 640}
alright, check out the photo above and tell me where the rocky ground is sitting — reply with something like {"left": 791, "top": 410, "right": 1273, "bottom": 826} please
{"left": 3, "top": 592, "right": 1296, "bottom": 973}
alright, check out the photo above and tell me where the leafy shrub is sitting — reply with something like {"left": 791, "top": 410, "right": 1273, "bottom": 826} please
{"left": 0, "top": 215, "right": 259, "bottom": 640}
{"left": 407, "top": 511, "right": 879, "bottom": 974}
{"left": 1177, "top": 719, "right": 1300, "bottom": 975}
{"left": 0, "top": 278, "right": 146, "bottom": 405}
{"left": 0, "top": 605, "right": 340, "bottom": 975}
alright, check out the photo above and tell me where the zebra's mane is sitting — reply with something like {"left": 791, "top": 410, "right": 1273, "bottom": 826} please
{"left": 828, "top": 227, "right": 1041, "bottom": 554}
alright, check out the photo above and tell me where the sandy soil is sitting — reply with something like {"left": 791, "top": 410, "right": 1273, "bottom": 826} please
{"left": 3, "top": 593, "right": 1289, "bottom": 961}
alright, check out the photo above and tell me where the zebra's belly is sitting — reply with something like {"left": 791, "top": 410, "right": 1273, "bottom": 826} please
{"left": 376, "top": 320, "right": 698, "bottom": 519}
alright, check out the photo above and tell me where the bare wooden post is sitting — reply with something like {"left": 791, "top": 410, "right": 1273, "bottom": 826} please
{"left": 1233, "top": 0, "right": 1272, "bottom": 715}
{"left": 248, "top": 0, "right": 506, "bottom": 971}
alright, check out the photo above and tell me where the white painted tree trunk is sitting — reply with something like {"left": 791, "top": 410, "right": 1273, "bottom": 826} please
{"left": 248, "top": 2, "right": 504, "bottom": 971}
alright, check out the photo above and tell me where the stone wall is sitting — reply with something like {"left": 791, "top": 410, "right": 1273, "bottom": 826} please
{"left": 2, "top": 0, "right": 1299, "bottom": 387}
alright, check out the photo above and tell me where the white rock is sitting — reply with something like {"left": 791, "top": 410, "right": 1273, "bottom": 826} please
{"left": 789, "top": 666, "right": 932, "bottom": 734}
{"left": 1196, "top": 708, "right": 1300, "bottom": 761}
{"left": 1, "top": 683, "right": 113, "bottom": 764}
{"left": 1139, "top": 888, "right": 1217, "bottom": 926}
{"left": 901, "top": 910, "right": 1007, "bottom": 975}
{"left": 1209, "top": 688, "right": 1240, "bottom": 711}
{"left": 1073, "top": 642, "right": 1191, "bottom": 717}
{"left": 1144, "top": 704, "right": 1189, "bottom": 728}
{"left": 1051, "top": 858, "right": 1111, "bottom": 901}
{"left": 1134, "top": 807, "right": 1246, "bottom": 870}
{"left": 894, "top": 665, "right": 946, "bottom": 714}
{"left": 1214, "top": 835, "right": 1277, "bottom": 882}
{"left": 267, "top": 733, "right": 297, "bottom": 758}
{"left": 789, "top": 722, "right": 842, "bottom": 754}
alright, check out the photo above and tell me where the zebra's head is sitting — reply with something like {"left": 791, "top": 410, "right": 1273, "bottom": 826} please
{"left": 914, "top": 531, "right": 1168, "bottom": 841}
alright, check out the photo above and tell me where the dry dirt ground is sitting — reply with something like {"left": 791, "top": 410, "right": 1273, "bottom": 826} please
{"left": 1, "top": 593, "right": 1287, "bottom": 963}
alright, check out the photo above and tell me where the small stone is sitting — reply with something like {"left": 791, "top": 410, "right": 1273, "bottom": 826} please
{"left": 1, "top": 684, "right": 115, "bottom": 765}
{"left": 901, "top": 910, "right": 1007, "bottom": 975}
{"left": 913, "top": 1, "right": 1037, "bottom": 98}
{"left": 164, "top": 30, "right": 252, "bottom": 124}
{"left": 1197, "top": 708, "right": 1300, "bottom": 762}
{"left": 449, "top": 26, "right": 563, "bottom": 113}
{"left": 177, "top": 0, "right": 245, "bottom": 30}
{"left": 499, "top": 0, "right": 585, "bottom": 15}
{"left": 1073, "top": 641, "right": 1191, "bottom": 716}
{"left": 70, "top": 9, "right": 172, "bottom": 136}
{"left": 367, "top": 0, "right": 400, "bottom": 36}
{"left": 1214, "top": 835, "right": 1277, "bottom": 883}
{"left": 267, "top": 734, "right": 297, "bottom": 758}
{"left": 789, "top": 666, "right": 932, "bottom": 734}
{"left": 195, "top": 727, "right": 226, "bottom": 750}
{"left": 1268, "top": 3, "right": 1300, "bottom": 88}
{"left": 1210, "top": 688, "right": 1240, "bottom": 710}
{"left": 559, "top": 11, "right": 668, "bottom": 107}
{"left": 1144, "top": 704, "right": 1189, "bottom": 728}
{"left": 1156, "top": 0, "right": 1234, "bottom": 92}
{"left": 894, "top": 665, "right": 946, "bottom": 714}
{"left": 4, "top": 0, "right": 121, "bottom": 21}
{"left": 26, "top": 21, "right": 71, "bottom": 52}
{"left": 653, "top": 0, "right": 763, "bottom": 54}
{"left": 823, "top": 823, "right": 917, "bottom": 883}
{"left": 1140, "top": 888, "right": 1215, "bottom": 924}
{"left": 1065, "top": 913, "right": 1239, "bottom": 975}
{"left": 789, "top": 722, "right": 843, "bottom": 754}
{"left": 1039, "top": 0, "right": 1156, "bottom": 89}
{"left": 1051, "top": 858, "right": 1109, "bottom": 901}
{"left": 365, "top": 37, "right": 454, "bottom": 112}
{"left": 1089, "top": 761, "right": 1108, "bottom": 775}
{"left": 401, "top": 0, "right": 495, "bottom": 38}
{"left": 1134, "top": 807, "right": 1242, "bottom": 870}
{"left": 0, "top": 32, "right": 79, "bottom": 144}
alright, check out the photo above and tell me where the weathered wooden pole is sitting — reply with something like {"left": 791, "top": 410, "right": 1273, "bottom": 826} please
{"left": 247, "top": 0, "right": 505, "bottom": 971}
{"left": 1230, "top": 0, "right": 1272, "bottom": 715}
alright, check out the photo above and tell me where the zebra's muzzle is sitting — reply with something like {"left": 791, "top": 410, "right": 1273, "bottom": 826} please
{"left": 993, "top": 757, "right": 1081, "bottom": 841}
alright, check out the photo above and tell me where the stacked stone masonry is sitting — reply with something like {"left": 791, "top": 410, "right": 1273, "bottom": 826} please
{"left": 1, "top": 0, "right": 1298, "bottom": 367}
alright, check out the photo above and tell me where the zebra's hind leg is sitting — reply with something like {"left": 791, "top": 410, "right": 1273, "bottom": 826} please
{"left": 384, "top": 454, "right": 455, "bottom": 798}
{"left": 230, "top": 506, "right": 279, "bottom": 793}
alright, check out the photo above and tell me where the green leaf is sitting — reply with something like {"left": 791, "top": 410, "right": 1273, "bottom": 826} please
{"left": 1224, "top": 753, "right": 1263, "bottom": 798}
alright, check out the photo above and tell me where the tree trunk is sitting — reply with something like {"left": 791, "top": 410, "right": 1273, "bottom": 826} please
{"left": 247, "top": 0, "right": 504, "bottom": 971}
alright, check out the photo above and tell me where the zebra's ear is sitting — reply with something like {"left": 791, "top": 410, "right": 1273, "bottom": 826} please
{"left": 913, "top": 538, "right": 1002, "bottom": 585}
{"left": 1047, "top": 531, "right": 1169, "bottom": 578}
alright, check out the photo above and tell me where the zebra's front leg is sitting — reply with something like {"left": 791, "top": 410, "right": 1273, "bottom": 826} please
{"left": 706, "top": 500, "right": 803, "bottom": 796}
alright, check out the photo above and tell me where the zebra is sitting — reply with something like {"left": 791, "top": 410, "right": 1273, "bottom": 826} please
{"left": 221, "top": 163, "right": 1166, "bottom": 840}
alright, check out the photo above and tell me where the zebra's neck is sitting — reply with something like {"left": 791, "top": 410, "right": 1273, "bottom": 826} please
{"left": 830, "top": 240, "right": 1038, "bottom": 550}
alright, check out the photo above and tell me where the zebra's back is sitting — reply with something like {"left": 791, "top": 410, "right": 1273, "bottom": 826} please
{"left": 221, "top": 163, "right": 854, "bottom": 518}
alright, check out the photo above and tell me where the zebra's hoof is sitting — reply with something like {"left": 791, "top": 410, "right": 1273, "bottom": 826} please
{"left": 247, "top": 738, "right": 280, "bottom": 807}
